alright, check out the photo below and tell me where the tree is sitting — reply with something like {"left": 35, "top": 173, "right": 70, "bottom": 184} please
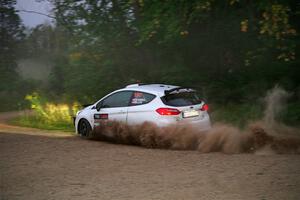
{"left": 0, "top": 0, "right": 24, "bottom": 91}
{"left": 0, "top": 0, "right": 30, "bottom": 111}
{"left": 45, "top": 0, "right": 299, "bottom": 104}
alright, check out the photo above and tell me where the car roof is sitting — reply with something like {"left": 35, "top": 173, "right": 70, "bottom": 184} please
{"left": 119, "top": 84, "right": 180, "bottom": 97}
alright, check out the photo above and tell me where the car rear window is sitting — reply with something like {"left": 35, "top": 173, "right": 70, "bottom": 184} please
{"left": 161, "top": 91, "right": 202, "bottom": 107}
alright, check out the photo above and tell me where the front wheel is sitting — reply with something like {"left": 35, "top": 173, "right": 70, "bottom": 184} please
{"left": 78, "top": 119, "right": 93, "bottom": 139}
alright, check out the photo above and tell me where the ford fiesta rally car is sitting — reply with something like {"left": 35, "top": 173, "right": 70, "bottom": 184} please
{"left": 75, "top": 84, "right": 211, "bottom": 138}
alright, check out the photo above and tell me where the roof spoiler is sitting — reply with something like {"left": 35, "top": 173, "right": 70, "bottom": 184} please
{"left": 164, "top": 87, "right": 195, "bottom": 95}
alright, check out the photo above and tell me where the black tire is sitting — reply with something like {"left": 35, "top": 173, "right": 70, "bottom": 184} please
{"left": 78, "top": 119, "right": 93, "bottom": 139}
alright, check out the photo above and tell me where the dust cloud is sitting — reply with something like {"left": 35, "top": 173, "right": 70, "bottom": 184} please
{"left": 92, "top": 86, "right": 300, "bottom": 154}
{"left": 263, "top": 85, "right": 289, "bottom": 126}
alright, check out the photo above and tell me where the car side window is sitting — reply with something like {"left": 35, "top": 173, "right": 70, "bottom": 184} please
{"left": 130, "top": 91, "right": 156, "bottom": 106}
{"left": 101, "top": 91, "right": 133, "bottom": 108}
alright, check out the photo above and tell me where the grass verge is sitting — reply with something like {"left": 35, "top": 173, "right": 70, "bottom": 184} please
{"left": 210, "top": 104, "right": 264, "bottom": 128}
{"left": 10, "top": 115, "right": 75, "bottom": 132}
{"left": 210, "top": 102, "right": 300, "bottom": 128}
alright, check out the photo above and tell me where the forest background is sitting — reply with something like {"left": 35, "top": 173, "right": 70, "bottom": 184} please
{"left": 1, "top": 0, "right": 299, "bottom": 128}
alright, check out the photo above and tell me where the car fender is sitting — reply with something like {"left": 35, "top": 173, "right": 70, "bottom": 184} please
{"left": 75, "top": 107, "right": 94, "bottom": 134}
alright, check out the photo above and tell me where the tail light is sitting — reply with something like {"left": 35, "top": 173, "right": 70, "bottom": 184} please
{"left": 200, "top": 104, "right": 209, "bottom": 111}
{"left": 156, "top": 108, "right": 181, "bottom": 115}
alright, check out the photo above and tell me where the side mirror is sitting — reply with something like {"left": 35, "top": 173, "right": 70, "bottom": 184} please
{"left": 96, "top": 101, "right": 102, "bottom": 111}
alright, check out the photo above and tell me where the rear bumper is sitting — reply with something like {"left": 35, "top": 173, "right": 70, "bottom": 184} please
{"left": 155, "top": 115, "right": 211, "bottom": 132}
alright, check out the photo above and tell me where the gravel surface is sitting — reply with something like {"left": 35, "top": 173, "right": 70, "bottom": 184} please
{"left": 1, "top": 112, "right": 300, "bottom": 200}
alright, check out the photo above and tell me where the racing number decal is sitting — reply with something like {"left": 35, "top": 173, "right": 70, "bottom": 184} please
{"left": 94, "top": 114, "right": 108, "bottom": 127}
{"left": 131, "top": 92, "right": 147, "bottom": 105}
{"left": 94, "top": 114, "right": 108, "bottom": 120}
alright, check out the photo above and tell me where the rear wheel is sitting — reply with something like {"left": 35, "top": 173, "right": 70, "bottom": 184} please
{"left": 78, "top": 119, "right": 93, "bottom": 139}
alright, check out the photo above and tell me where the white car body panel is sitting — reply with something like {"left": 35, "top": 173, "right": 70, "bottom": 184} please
{"left": 94, "top": 107, "right": 128, "bottom": 125}
{"left": 126, "top": 96, "right": 162, "bottom": 125}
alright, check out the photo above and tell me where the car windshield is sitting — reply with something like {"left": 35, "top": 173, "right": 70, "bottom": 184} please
{"left": 161, "top": 91, "right": 202, "bottom": 107}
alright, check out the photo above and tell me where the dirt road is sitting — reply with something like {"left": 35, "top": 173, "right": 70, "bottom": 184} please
{"left": 1, "top": 112, "right": 300, "bottom": 200}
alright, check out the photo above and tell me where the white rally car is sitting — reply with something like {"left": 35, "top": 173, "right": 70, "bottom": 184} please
{"left": 74, "top": 84, "right": 211, "bottom": 138}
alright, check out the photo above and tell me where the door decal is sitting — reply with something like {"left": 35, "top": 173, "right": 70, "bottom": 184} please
{"left": 94, "top": 114, "right": 109, "bottom": 119}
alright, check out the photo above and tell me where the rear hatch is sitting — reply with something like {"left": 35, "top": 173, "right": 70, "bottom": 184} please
{"left": 160, "top": 88, "right": 208, "bottom": 121}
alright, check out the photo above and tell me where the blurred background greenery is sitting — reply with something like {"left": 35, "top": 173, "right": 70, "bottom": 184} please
{"left": 1, "top": 0, "right": 299, "bottom": 128}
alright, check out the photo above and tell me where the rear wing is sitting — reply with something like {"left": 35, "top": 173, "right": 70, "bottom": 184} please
{"left": 164, "top": 87, "right": 195, "bottom": 95}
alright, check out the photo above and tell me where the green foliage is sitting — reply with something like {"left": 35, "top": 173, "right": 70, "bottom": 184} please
{"left": 0, "top": 1, "right": 46, "bottom": 111}
{"left": 17, "top": 92, "right": 80, "bottom": 131}
{"left": 210, "top": 101, "right": 300, "bottom": 128}
{"left": 0, "top": 1, "right": 21, "bottom": 85}
{"left": 210, "top": 104, "right": 264, "bottom": 128}
{"left": 0, "top": 79, "right": 39, "bottom": 111}
{"left": 12, "top": 115, "right": 74, "bottom": 132}
{"left": 281, "top": 102, "right": 300, "bottom": 126}
{"left": 48, "top": 0, "right": 299, "bottom": 104}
